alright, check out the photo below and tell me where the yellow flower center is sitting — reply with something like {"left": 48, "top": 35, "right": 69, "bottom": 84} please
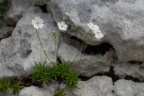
{"left": 95, "top": 31, "right": 100, "bottom": 35}
{"left": 36, "top": 22, "right": 40, "bottom": 25}
{"left": 61, "top": 25, "right": 64, "bottom": 28}
{"left": 92, "top": 26, "right": 95, "bottom": 29}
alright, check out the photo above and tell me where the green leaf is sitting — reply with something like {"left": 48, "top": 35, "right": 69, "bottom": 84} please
{"left": 10, "top": 80, "right": 22, "bottom": 95}
{"left": 48, "top": 66, "right": 58, "bottom": 80}
{"left": 39, "top": 73, "right": 51, "bottom": 85}
{"left": 0, "top": 77, "right": 11, "bottom": 93}
{"left": 31, "top": 62, "right": 48, "bottom": 81}
{"left": 55, "top": 90, "right": 65, "bottom": 96}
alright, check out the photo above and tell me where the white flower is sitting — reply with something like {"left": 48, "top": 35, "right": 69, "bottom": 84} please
{"left": 87, "top": 22, "right": 99, "bottom": 30}
{"left": 94, "top": 29, "right": 104, "bottom": 39}
{"left": 57, "top": 21, "right": 68, "bottom": 31}
{"left": 32, "top": 17, "right": 44, "bottom": 29}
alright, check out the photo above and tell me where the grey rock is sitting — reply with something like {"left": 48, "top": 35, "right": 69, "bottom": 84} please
{"left": 114, "top": 79, "right": 144, "bottom": 96}
{"left": 114, "top": 62, "right": 144, "bottom": 80}
{"left": 58, "top": 38, "right": 116, "bottom": 76}
{"left": 6, "top": 0, "right": 47, "bottom": 24}
{"left": 19, "top": 82, "right": 58, "bottom": 96}
{"left": 70, "top": 76, "right": 114, "bottom": 96}
{"left": 0, "top": 12, "right": 58, "bottom": 78}
{"left": 0, "top": 26, "right": 13, "bottom": 40}
{"left": 0, "top": 37, "right": 16, "bottom": 78}
{"left": 48, "top": 0, "right": 144, "bottom": 62}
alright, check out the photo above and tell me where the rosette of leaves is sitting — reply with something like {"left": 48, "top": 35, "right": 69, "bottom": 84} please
{"left": 31, "top": 62, "right": 52, "bottom": 85}
{"left": 0, "top": 77, "right": 11, "bottom": 93}
{"left": 0, "top": 77, "right": 22, "bottom": 95}
{"left": 31, "top": 61, "right": 79, "bottom": 91}
{"left": 55, "top": 90, "right": 65, "bottom": 96}
{"left": 10, "top": 79, "right": 22, "bottom": 95}
{"left": 47, "top": 61, "right": 79, "bottom": 92}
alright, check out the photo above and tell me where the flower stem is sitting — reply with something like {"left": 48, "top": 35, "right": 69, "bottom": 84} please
{"left": 35, "top": 29, "right": 53, "bottom": 64}
{"left": 72, "top": 30, "right": 92, "bottom": 63}
{"left": 78, "top": 34, "right": 94, "bottom": 64}
{"left": 52, "top": 31, "right": 58, "bottom": 64}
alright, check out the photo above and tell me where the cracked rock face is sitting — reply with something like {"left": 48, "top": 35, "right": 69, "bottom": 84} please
{"left": 0, "top": 11, "right": 58, "bottom": 78}
{"left": 19, "top": 83, "right": 58, "bottom": 96}
{"left": 48, "top": 0, "right": 144, "bottom": 62}
{"left": 1, "top": 0, "right": 144, "bottom": 96}
{"left": 114, "top": 79, "right": 144, "bottom": 96}
{"left": 58, "top": 34, "right": 116, "bottom": 76}
{"left": 71, "top": 76, "right": 114, "bottom": 96}
{"left": 114, "top": 62, "right": 144, "bottom": 80}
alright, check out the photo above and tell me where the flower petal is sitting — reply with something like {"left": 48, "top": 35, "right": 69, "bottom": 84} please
{"left": 39, "top": 24, "right": 44, "bottom": 28}
{"left": 57, "top": 21, "right": 68, "bottom": 31}
{"left": 34, "top": 24, "right": 39, "bottom": 29}
{"left": 61, "top": 21, "right": 65, "bottom": 25}
{"left": 57, "top": 22, "right": 61, "bottom": 27}
{"left": 64, "top": 24, "right": 68, "bottom": 29}
{"left": 32, "top": 20, "right": 36, "bottom": 25}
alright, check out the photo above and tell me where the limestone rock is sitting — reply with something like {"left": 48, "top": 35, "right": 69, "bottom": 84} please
{"left": 0, "top": 37, "right": 17, "bottom": 78}
{"left": 0, "top": 26, "right": 13, "bottom": 40}
{"left": 0, "top": 11, "right": 58, "bottom": 78}
{"left": 48, "top": 0, "right": 144, "bottom": 62}
{"left": 19, "top": 83, "right": 58, "bottom": 96}
{"left": 58, "top": 39, "right": 115, "bottom": 76}
{"left": 114, "top": 79, "right": 144, "bottom": 96}
{"left": 114, "top": 62, "right": 144, "bottom": 80}
{"left": 71, "top": 76, "right": 114, "bottom": 96}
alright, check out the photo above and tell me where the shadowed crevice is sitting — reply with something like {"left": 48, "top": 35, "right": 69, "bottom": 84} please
{"left": 82, "top": 43, "right": 114, "bottom": 55}
{"left": 79, "top": 66, "right": 143, "bottom": 83}
{"left": 128, "top": 60, "right": 143, "bottom": 65}
{"left": 35, "top": 4, "right": 48, "bottom": 13}
{"left": 63, "top": 34, "right": 115, "bottom": 56}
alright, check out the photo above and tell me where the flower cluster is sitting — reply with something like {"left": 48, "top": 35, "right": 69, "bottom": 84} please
{"left": 32, "top": 16, "right": 104, "bottom": 39}
{"left": 87, "top": 22, "right": 104, "bottom": 39}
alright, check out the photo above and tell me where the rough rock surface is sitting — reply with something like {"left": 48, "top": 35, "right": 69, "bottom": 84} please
{"left": 0, "top": 26, "right": 13, "bottom": 40}
{"left": 114, "top": 62, "right": 144, "bottom": 80}
{"left": 0, "top": 0, "right": 116, "bottom": 78}
{"left": 114, "top": 79, "right": 144, "bottom": 96}
{"left": 48, "top": 0, "right": 144, "bottom": 62}
{"left": 19, "top": 83, "right": 58, "bottom": 96}
{"left": 0, "top": 10, "right": 57, "bottom": 78}
{"left": 58, "top": 35, "right": 116, "bottom": 76}
{"left": 71, "top": 76, "right": 114, "bottom": 96}
{"left": 1, "top": 0, "right": 144, "bottom": 96}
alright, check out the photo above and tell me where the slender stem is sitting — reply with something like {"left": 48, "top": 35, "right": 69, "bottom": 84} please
{"left": 56, "top": 33, "right": 61, "bottom": 64}
{"left": 52, "top": 31, "right": 57, "bottom": 64}
{"left": 55, "top": 32, "right": 61, "bottom": 65}
{"left": 78, "top": 34, "right": 94, "bottom": 64}
{"left": 35, "top": 29, "right": 53, "bottom": 64}
{"left": 72, "top": 30, "right": 92, "bottom": 63}
{"left": 55, "top": 38, "right": 57, "bottom": 64}
{"left": 36, "top": 30, "right": 44, "bottom": 48}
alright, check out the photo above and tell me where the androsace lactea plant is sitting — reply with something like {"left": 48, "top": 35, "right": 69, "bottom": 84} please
{"left": 0, "top": 16, "right": 104, "bottom": 96}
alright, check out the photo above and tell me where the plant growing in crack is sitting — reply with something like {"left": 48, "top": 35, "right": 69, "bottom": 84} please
{"left": 0, "top": 77, "right": 23, "bottom": 95}
{"left": 31, "top": 16, "right": 80, "bottom": 95}
{"left": 0, "top": 15, "right": 104, "bottom": 96}
{"left": 0, "top": 77, "right": 11, "bottom": 93}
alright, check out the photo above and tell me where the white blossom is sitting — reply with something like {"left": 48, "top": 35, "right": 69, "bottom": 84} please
{"left": 32, "top": 17, "right": 44, "bottom": 29}
{"left": 87, "top": 22, "right": 99, "bottom": 30}
{"left": 94, "top": 29, "right": 104, "bottom": 39}
{"left": 57, "top": 21, "right": 68, "bottom": 31}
